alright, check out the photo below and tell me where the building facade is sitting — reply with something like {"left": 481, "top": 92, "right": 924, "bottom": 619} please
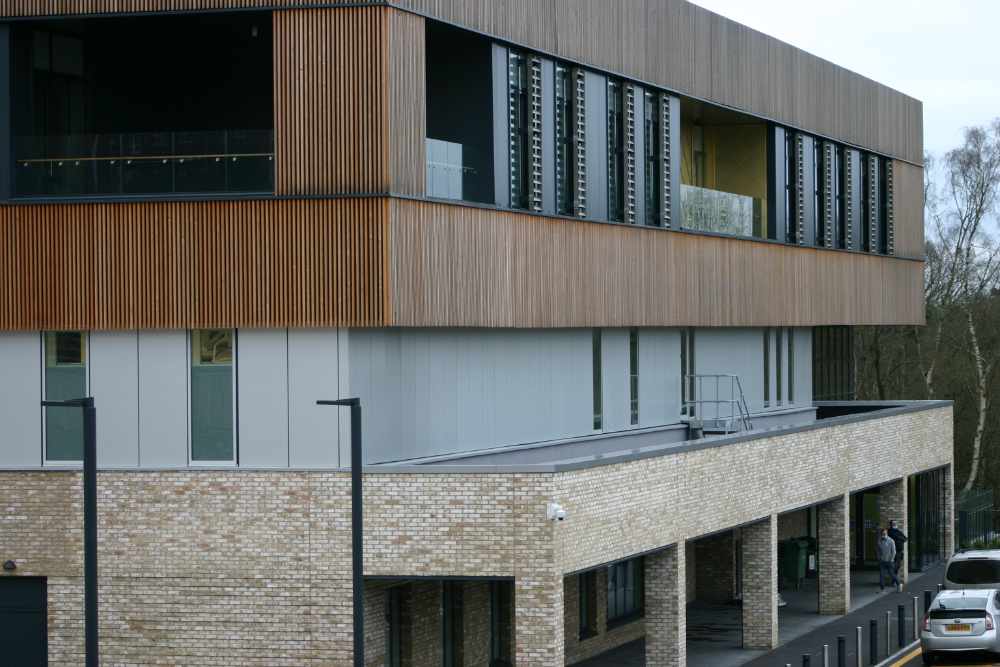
{"left": 0, "top": 1, "right": 950, "bottom": 666}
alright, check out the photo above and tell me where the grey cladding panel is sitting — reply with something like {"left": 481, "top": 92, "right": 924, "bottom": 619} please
{"left": 584, "top": 70, "right": 608, "bottom": 221}
{"left": 0, "top": 333, "right": 41, "bottom": 466}
{"left": 237, "top": 329, "right": 289, "bottom": 468}
{"left": 288, "top": 329, "right": 341, "bottom": 468}
{"left": 601, "top": 328, "right": 629, "bottom": 431}
{"left": 138, "top": 331, "right": 189, "bottom": 467}
{"left": 89, "top": 331, "right": 139, "bottom": 467}
{"left": 492, "top": 44, "right": 510, "bottom": 209}
{"left": 799, "top": 134, "right": 816, "bottom": 246}
{"left": 845, "top": 149, "right": 862, "bottom": 251}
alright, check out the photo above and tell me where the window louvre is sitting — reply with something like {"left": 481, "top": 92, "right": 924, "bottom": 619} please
{"left": 822, "top": 142, "right": 835, "bottom": 248}
{"left": 886, "top": 160, "right": 895, "bottom": 255}
{"left": 844, "top": 150, "right": 855, "bottom": 248}
{"left": 528, "top": 56, "right": 543, "bottom": 212}
{"left": 869, "top": 155, "right": 879, "bottom": 253}
{"left": 507, "top": 51, "right": 530, "bottom": 210}
{"left": 794, "top": 134, "right": 805, "bottom": 245}
{"left": 660, "top": 93, "right": 673, "bottom": 228}
{"left": 624, "top": 84, "right": 637, "bottom": 224}
{"left": 555, "top": 64, "right": 573, "bottom": 216}
{"left": 572, "top": 68, "right": 587, "bottom": 217}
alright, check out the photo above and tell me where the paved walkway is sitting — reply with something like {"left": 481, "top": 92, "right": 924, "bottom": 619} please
{"left": 577, "top": 563, "right": 945, "bottom": 667}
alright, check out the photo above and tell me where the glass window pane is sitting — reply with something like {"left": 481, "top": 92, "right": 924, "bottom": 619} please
{"left": 44, "top": 331, "right": 87, "bottom": 461}
{"left": 191, "top": 329, "right": 234, "bottom": 462}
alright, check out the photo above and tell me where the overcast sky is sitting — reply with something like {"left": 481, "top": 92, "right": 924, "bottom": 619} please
{"left": 690, "top": 0, "right": 1000, "bottom": 159}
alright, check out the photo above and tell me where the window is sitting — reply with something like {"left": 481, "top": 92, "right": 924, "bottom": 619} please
{"left": 593, "top": 329, "right": 603, "bottom": 430}
{"left": 629, "top": 328, "right": 639, "bottom": 425}
{"left": 814, "top": 140, "right": 823, "bottom": 246}
{"left": 607, "top": 557, "right": 644, "bottom": 624}
{"left": 579, "top": 571, "right": 598, "bottom": 639}
{"left": 386, "top": 587, "right": 403, "bottom": 667}
{"left": 878, "top": 157, "right": 890, "bottom": 254}
{"left": 443, "top": 582, "right": 464, "bottom": 667}
{"left": 43, "top": 331, "right": 87, "bottom": 461}
{"left": 644, "top": 92, "right": 660, "bottom": 225}
{"left": 607, "top": 79, "right": 625, "bottom": 222}
{"left": 763, "top": 328, "right": 770, "bottom": 408}
{"left": 555, "top": 63, "right": 573, "bottom": 216}
{"left": 860, "top": 154, "right": 871, "bottom": 251}
{"left": 508, "top": 50, "right": 530, "bottom": 210}
{"left": 785, "top": 131, "right": 796, "bottom": 243}
{"left": 680, "top": 328, "right": 695, "bottom": 416}
{"left": 787, "top": 328, "right": 795, "bottom": 404}
{"left": 490, "top": 581, "right": 513, "bottom": 662}
{"left": 190, "top": 329, "right": 235, "bottom": 463}
{"left": 775, "top": 328, "right": 783, "bottom": 407}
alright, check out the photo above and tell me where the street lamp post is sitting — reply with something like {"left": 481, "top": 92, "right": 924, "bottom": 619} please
{"left": 41, "top": 397, "right": 98, "bottom": 667}
{"left": 317, "top": 397, "right": 363, "bottom": 667}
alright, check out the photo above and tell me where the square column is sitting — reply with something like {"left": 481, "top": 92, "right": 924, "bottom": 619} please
{"left": 646, "top": 543, "right": 687, "bottom": 667}
{"left": 514, "top": 575, "right": 564, "bottom": 666}
{"left": 879, "top": 476, "right": 908, "bottom": 584}
{"left": 817, "top": 494, "right": 850, "bottom": 615}
{"left": 741, "top": 516, "right": 778, "bottom": 650}
{"left": 943, "top": 465, "right": 955, "bottom": 559}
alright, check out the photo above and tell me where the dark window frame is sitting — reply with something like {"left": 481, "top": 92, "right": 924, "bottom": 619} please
{"left": 607, "top": 557, "right": 644, "bottom": 626}
{"left": 643, "top": 92, "right": 660, "bottom": 226}
{"left": 578, "top": 570, "right": 598, "bottom": 640}
{"left": 629, "top": 327, "right": 639, "bottom": 425}
{"left": 607, "top": 78, "right": 625, "bottom": 222}
{"left": 507, "top": 50, "right": 531, "bottom": 211}
{"left": 554, "top": 62, "right": 573, "bottom": 216}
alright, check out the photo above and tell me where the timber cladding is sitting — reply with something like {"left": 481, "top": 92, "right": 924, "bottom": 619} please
{"left": 0, "top": 198, "right": 389, "bottom": 331}
{"left": 387, "top": 199, "right": 926, "bottom": 327}
{"left": 390, "top": 0, "right": 923, "bottom": 164}
{"left": 0, "top": 0, "right": 377, "bottom": 15}
{"left": 273, "top": 6, "right": 425, "bottom": 197}
{"left": 892, "top": 161, "right": 925, "bottom": 258}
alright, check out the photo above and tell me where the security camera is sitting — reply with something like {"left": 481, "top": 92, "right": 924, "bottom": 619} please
{"left": 547, "top": 502, "right": 567, "bottom": 522}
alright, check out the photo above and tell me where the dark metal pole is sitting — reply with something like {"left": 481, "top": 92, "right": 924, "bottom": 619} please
{"left": 837, "top": 635, "right": 846, "bottom": 667}
{"left": 42, "top": 397, "right": 97, "bottom": 667}
{"left": 869, "top": 619, "right": 877, "bottom": 664}
{"left": 924, "top": 589, "right": 932, "bottom": 615}
{"left": 318, "top": 398, "right": 363, "bottom": 667}
{"left": 897, "top": 604, "right": 905, "bottom": 648}
{"left": 802, "top": 654, "right": 810, "bottom": 667}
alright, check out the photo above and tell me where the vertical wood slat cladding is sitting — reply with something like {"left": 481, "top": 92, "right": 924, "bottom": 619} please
{"left": 892, "top": 160, "right": 925, "bottom": 258}
{"left": 0, "top": 0, "right": 374, "bottom": 16}
{"left": 273, "top": 7, "right": 390, "bottom": 196}
{"left": 387, "top": 199, "right": 925, "bottom": 327}
{"left": 387, "top": 9, "right": 426, "bottom": 195}
{"left": 392, "top": 0, "right": 923, "bottom": 165}
{"left": 0, "top": 200, "right": 388, "bottom": 331}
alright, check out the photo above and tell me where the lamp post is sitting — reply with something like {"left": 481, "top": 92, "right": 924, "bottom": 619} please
{"left": 317, "top": 397, "right": 363, "bottom": 667}
{"left": 41, "top": 397, "right": 97, "bottom": 667}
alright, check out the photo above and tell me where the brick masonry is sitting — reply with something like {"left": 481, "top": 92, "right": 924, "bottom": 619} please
{"left": 817, "top": 494, "right": 850, "bottom": 615}
{"left": 0, "top": 405, "right": 953, "bottom": 665}
{"left": 879, "top": 477, "right": 908, "bottom": 584}
{"left": 693, "top": 531, "right": 734, "bottom": 603}
{"left": 741, "top": 516, "right": 778, "bottom": 650}
{"left": 645, "top": 545, "right": 686, "bottom": 667}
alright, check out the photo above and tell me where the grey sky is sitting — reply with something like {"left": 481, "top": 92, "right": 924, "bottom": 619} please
{"left": 690, "top": 0, "right": 999, "bottom": 159}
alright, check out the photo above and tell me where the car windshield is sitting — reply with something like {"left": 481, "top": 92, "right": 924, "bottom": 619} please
{"left": 937, "top": 596, "right": 989, "bottom": 610}
{"left": 947, "top": 559, "right": 1000, "bottom": 585}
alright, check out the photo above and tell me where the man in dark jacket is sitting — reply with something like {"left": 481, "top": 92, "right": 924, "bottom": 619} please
{"left": 888, "top": 519, "right": 908, "bottom": 580}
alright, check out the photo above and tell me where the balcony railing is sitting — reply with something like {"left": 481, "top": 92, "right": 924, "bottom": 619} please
{"left": 680, "top": 183, "right": 762, "bottom": 238}
{"left": 14, "top": 130, "right": 274, "bottom": 198}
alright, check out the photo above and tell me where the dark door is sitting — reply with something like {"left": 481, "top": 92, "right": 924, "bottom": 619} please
{"left": 0, "top": 577, "right": 47, "bottom": 666}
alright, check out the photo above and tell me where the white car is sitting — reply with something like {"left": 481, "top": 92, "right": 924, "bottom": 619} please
{"left": 944, "top": 550, "right": 1000, "bottom": 590}
{"left": 921, "top": 588, "right": 1000, "bottom": 664}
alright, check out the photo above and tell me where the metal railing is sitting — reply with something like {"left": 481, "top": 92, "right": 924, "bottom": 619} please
{"left": 14, "top": 129, "right": 274, "bottom": 197}
{"left": 682, "top": 373, "right": 752, "bottom": 433}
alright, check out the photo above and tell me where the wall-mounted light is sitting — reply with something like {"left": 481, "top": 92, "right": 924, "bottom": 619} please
{"left": 2, "top": 560, "right": 16, "bottom": 571}
{"left": 251, "top": 25, "right": 259, "bottom": 39}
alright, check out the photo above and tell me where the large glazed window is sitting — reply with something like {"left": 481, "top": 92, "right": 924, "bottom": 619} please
{"left": 555, "top": 63, "right": 574, "bottom": 216}
{"left": 508, "top": 51, "right": 531, "bottom": 210}
{"left": 680, "top": 99, "right": 768, "bottom": 238}
{"left": 12, "top": 13, "right": 274, "bottom": 198}
{"left": 43, "top": 331, "right": 87, "bottom": 461}
{"left": 607, "top": 557, "right": 644, "bottom": 624}
{"left": 607, "top": 79, "right": 625, "bottom": 222}
{"left": 643, "top": 92, "right": 661, "bottom": 225}
{"left": 190, "top": 329, "right": 235, "bottom": 463}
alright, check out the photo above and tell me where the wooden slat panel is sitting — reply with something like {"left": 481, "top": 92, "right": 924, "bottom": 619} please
{"left": 273, "top": 7, "right": 390, "bottom": 195}
{"left": 0, "top": 0, "right": 375, "bottom": 16}
{"left": 388, "top": 199, "right": 926, "bottom": 327}
{"left": 388, "top": 9, "right": 425, "bottom": 196}
{"left": 392, "top": 0, "right": 923, "bottom": 164}
{"left": 893, "top": 160, "right": 925, "bottom": 258}
{"left": 0, "top": 199, "right": 388, "bottom": 331}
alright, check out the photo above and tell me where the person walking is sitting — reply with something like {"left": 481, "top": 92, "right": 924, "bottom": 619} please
{"left": 887, "top": 519, "right": 908, "bottom": 582}
{"left": 877, "top": 528, "right": 899, "bottom": 592}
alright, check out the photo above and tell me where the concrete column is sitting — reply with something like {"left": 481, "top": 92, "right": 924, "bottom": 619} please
{"left": 879, "top": 476, "right": 908, "bottom": 584}
{"left": 943, "top": 464, "right": 955, "bottom": 559}
{"left": 646, "top": 543, "right": 687, "bottom": 667}
{"left": 817, "top": 494, "right": 850, "bottom": 615}
{"left": 741, "top": 516, "right": 778, "bottom": 650}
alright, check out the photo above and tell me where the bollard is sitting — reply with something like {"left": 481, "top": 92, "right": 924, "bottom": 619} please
{"left": 869, "top": 619, "right": 878, "bottom": 664}
{"left": 803, "top": 655, "right": 811, "bottom": 667}
{"left": 856, "top": 626, "right": 863, "bottom": 667}
{"left": 937, "top": 583, "right": 943, "bottom": 594}
{"left": 898, "top": 604, "right": 906, "bottom": 647}
{"left": 886, "top": 610, "right": 892, "bottom": 654}
{"left": 913, "top": 597, "right": 920, "bottom": 641}
{"left": 823, "top": 644, "right": 830, "bottom": 667}
{"left": 838, "top": 635, "right": 846, "bottom": 667}
{"left": 924, "top": 589, "right": 933, "bottom": 615}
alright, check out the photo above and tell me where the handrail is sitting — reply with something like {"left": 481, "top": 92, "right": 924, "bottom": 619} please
{"left": 683, "top": 373, "right": 754, "bottom": 434}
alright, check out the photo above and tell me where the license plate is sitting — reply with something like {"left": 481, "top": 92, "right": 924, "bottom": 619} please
{"left": 945, "top": 623, "right": 972, "bottom": 632}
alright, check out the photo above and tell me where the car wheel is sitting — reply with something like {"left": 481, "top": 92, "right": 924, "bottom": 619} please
{"left": 921, "top": 651, "right": 935, "bottom": 665}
